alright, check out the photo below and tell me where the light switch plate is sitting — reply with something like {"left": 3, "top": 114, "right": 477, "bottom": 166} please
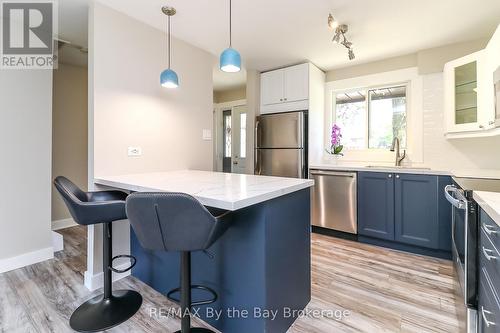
{"left": 202, "top": 129, "right": 212, "bottom": 141}
{"left": 127, "top": 146, "right": 142, "bottom": 157}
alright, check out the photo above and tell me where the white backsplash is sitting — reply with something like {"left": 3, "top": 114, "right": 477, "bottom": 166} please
{"left": 421, "top": 72, "right": 500, "bottom": 171}
{"left": 315, "top": 71, "right": 500, "bottom": 175}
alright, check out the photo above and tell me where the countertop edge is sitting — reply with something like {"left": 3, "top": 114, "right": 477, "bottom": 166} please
{"left": 309, "top": 164, "right": 451, "bottom": 176}
{"left": 473, "top": 191, "right": 500, "bottom": 227}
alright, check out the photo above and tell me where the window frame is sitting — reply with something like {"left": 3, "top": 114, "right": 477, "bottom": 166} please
{"left": 324, "top": 67, "right": 423, "bottom": 164}
{"left": 332, "top": 82, "right": 410, "bottom": 151}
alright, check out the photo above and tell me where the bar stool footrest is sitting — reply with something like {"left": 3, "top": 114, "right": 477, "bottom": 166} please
{"left": 109, "top": 254, "right": 137, "bottom": 273}
{"left": 167, "top": 285, "right": 218, "bottom": 306}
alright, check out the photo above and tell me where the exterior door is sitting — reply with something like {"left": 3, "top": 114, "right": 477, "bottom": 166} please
{"left": 231, "top": 105, "right": 247, "bottom": 174}
{"left": 358, "top": 172, "right": 395, "bottom": 241}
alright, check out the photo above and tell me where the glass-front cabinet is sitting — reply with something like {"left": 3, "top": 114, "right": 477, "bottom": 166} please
{"left": 444, "top": 50, "right": 487, "bottom": 133}
{"left": 454, "top": 62, "right": 477, "bottom": 125}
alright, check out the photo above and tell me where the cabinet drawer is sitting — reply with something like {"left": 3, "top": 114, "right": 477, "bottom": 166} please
{"left": 479, "top": 267, "right": 500, "bottom": 332}
{"left": 480, "top": 226, "right": 500, "bottom": 300}
{"left": 481, "top": 210, "right": 500, "bottom": 252}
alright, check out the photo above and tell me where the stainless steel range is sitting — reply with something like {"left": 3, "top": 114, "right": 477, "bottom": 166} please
{"left": 445, "top": 177, "right": 500, "bottom": 333}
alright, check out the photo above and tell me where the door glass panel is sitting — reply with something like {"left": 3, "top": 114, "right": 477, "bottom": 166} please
{"left": 455, "top": 62, "right": 477, "bottom": 125}
{"left": 240, "top": 113, "right": 247, "bottom": 158}
{"left": 222, "top": 110, "right": 232, "bottom": 173}
{"left": 223, "top": 112, "right": 232, "bottom": 158}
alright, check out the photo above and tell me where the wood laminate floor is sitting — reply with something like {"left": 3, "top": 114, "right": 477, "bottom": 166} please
{"left": 0, "top": 226, "right": 461, "bottom": 333}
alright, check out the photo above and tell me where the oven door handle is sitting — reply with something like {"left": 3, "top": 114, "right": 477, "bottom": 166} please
{"left": 444, "top": 185, "right": 467, "bottom": 209}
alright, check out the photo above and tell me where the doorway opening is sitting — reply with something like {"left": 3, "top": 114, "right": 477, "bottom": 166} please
{"left": 213, "top": 68, "right": 249, "bottom": 173}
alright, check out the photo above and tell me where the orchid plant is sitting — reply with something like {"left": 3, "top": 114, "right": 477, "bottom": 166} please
{"left": 326, "top": 123, "right": 344, "bottom": 155}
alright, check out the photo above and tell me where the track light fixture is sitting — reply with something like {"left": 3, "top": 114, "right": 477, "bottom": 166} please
{"left": 328, "top": 13, "right": 355, "bottom": 61}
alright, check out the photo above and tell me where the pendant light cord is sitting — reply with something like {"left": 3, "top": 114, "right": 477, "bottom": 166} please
{"left": 229, "top": 0, "right": 232, "bottom": 47}
{"left": 167, "top": 15, "right": 171, "bottom": 69}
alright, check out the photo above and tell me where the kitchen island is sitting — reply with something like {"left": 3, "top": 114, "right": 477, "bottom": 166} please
{"left": 95, "top": 170, "right": 314, "bottom": 333}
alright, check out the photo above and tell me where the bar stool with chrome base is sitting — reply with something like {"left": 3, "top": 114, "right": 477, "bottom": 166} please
{"left": 53, "top": 176, "right": 143, "bottom": 332}
{"left": 126, "top": 192, "right": 231, "bottom": 333}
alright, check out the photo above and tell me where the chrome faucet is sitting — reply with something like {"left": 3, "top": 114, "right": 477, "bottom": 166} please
{"left": 390, "top": 137, "right": 406, "bottom": 166}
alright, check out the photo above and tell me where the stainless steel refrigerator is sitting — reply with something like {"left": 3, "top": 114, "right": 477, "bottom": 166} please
{"left": 254, "top": 111, "right": 307, "bottom": 178}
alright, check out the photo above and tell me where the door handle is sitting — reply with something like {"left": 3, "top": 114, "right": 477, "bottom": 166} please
{"left": 309, "top": 170, "right": 355, "bottom": 177}
{"left": 481, "top": 306, "right": 496, "bottom": 327}
{"left": 444, "top": 185, "right": 466, "bottom": 209}
{"left": 482, "top": 246, "right": 498, "bottom": 261}
{"left": 483, "top": 224, "right": 498, "bottom": 236}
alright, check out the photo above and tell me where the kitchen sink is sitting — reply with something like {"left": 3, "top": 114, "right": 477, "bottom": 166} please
{"left": 365, "top": 165, "right": 432, "bottom": 170}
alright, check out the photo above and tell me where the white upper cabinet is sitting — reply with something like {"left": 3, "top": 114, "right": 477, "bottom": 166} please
{"left": 444, "top": 24, "right": 500, "bottom": 137}
{"left": 444, "top": 50, "right": 485, "bottom": 133}
{"left": 283, "top": 64, "right": 309, "bottom": 103}
{"left": 261, "top": 69, "right": 285, "bottom": 105}
{"left": 260, "top": 63, "right": 310, "bottom": 113}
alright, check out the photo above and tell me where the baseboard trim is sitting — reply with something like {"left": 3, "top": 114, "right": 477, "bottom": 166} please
{"left": 52, "top": 218, "right": 77, "bottom": 231}
{"left": 0, "top": 247, "right": 54, "bottom": 274}
{"left": 52, "top": 231, "right": 64, "bottom": 252}
{"left": 83, "top": 262, "right": 131, "bottom": 291}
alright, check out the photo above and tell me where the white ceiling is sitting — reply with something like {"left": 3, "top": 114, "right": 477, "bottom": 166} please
{"left": 59, "top": 0, "right": 500, "bottom": 90}
{"left": 57, "top": 0, "right": 89, "bottom": 67}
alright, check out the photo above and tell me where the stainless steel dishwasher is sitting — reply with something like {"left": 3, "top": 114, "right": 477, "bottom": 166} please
{"left": 309, "top": 169, "right": 357, "bottom": 234}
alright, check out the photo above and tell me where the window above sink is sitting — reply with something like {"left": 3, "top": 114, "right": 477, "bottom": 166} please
{"left": 324, "top": 67, "right": 424, "bottom": 164}
{"left": 334, "top": 84, "right": 408, "bottom": 150}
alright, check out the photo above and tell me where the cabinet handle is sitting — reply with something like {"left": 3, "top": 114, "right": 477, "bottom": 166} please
{"left": 284, "top": 97, "right": 288, "bottom": 101}
{"left": 483, "top": 224, "right": 498, "bottom": 236}
{"left": 280, "top": 98, "right": 283, "bottom": 102}
{"left": 481, "top": 306, "right": 496, "bottom": 327}
{"left": 479, "top": 124, "right": 484, "bottom": 129}
{"left": 396, "top": 174, "right": 400, "bottom": 179}
{"left": 482, "top": 246, "right": 498, "bottom": 261}
{"left": 388, "top": 174, "right": 392, "bottom": 178}
{"left": 489, "top": 121, "right": 495, "bottom": 125}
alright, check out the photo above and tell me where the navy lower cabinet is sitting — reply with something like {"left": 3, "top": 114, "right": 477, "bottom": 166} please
{"left": 357, "top": 171, "right": 452, "bottom": 257}
{"left": 394, "top": 174, "right": 439, "bottom": 249}
{"left": 478, "top": 209, "right": 500, "bottom": 333}
{"left": 358, "top": 172, "right": 395, "bottom": 241}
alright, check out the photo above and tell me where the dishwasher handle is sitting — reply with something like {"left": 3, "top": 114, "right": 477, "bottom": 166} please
{"left": 309, "top": 170, "right": 356, "bottom": 178}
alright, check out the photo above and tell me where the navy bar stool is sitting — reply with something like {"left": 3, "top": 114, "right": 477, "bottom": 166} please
{"left": 54, "top": 176, "right": 142, "bottom": 332}
{"left": 126, "top": 192, "right": 231, "bottom": 333}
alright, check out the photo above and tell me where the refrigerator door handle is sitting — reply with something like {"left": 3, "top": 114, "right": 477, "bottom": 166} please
{"left": 254, "top": 120, "right": 261, "bottom": 175}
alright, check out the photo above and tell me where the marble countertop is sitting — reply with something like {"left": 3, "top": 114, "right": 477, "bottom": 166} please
{"left": 474, "top": 191, "right": 500, "bottom": 227}
{"left": 309, "top": 163, "right": 450, "bottom": 176}
{"left": 94, "top": 170, "right": 314, "bottom": 211}
{"left": 309, "top": 163, "right": 500, "bottom": 179}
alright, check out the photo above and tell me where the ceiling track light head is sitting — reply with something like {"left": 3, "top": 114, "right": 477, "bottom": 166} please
{"left": 161, "top": 6, "right": 176, "bottom": 16}
{"left": 328, "top": 13, "right": 338, "bottom": 30}
{"left": 348, "top": 48, "right": 355, "bottom": 60}
{"left": 335, "top": 24, "right": 348, "bottom": 34}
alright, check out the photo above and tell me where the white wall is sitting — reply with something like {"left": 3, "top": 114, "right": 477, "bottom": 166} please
{"left": 321, "top": 68, "right": 500, "bottom": 171}
{"left": 86, "top": 3, "right": 214, "bottom": 289}
{"left": 52, "top": 64, "right": 88, "bottom": 225}
{"left": 0, "top": 70, "right": 53, "bottom": 272}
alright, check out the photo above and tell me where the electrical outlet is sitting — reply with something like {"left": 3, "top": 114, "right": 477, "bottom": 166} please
{"left": 127, "top": 146, "right": 142, "bottom": 157}
{"left": 202, "top": 129, "right": 212, "bottom": 141}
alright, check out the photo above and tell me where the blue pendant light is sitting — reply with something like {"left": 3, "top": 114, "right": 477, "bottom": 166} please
{"left": 161, "top": 7, "right": 179, "bottom": 88}
{"left": 220, "top": 0, "right": 241, "bottom": 72}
